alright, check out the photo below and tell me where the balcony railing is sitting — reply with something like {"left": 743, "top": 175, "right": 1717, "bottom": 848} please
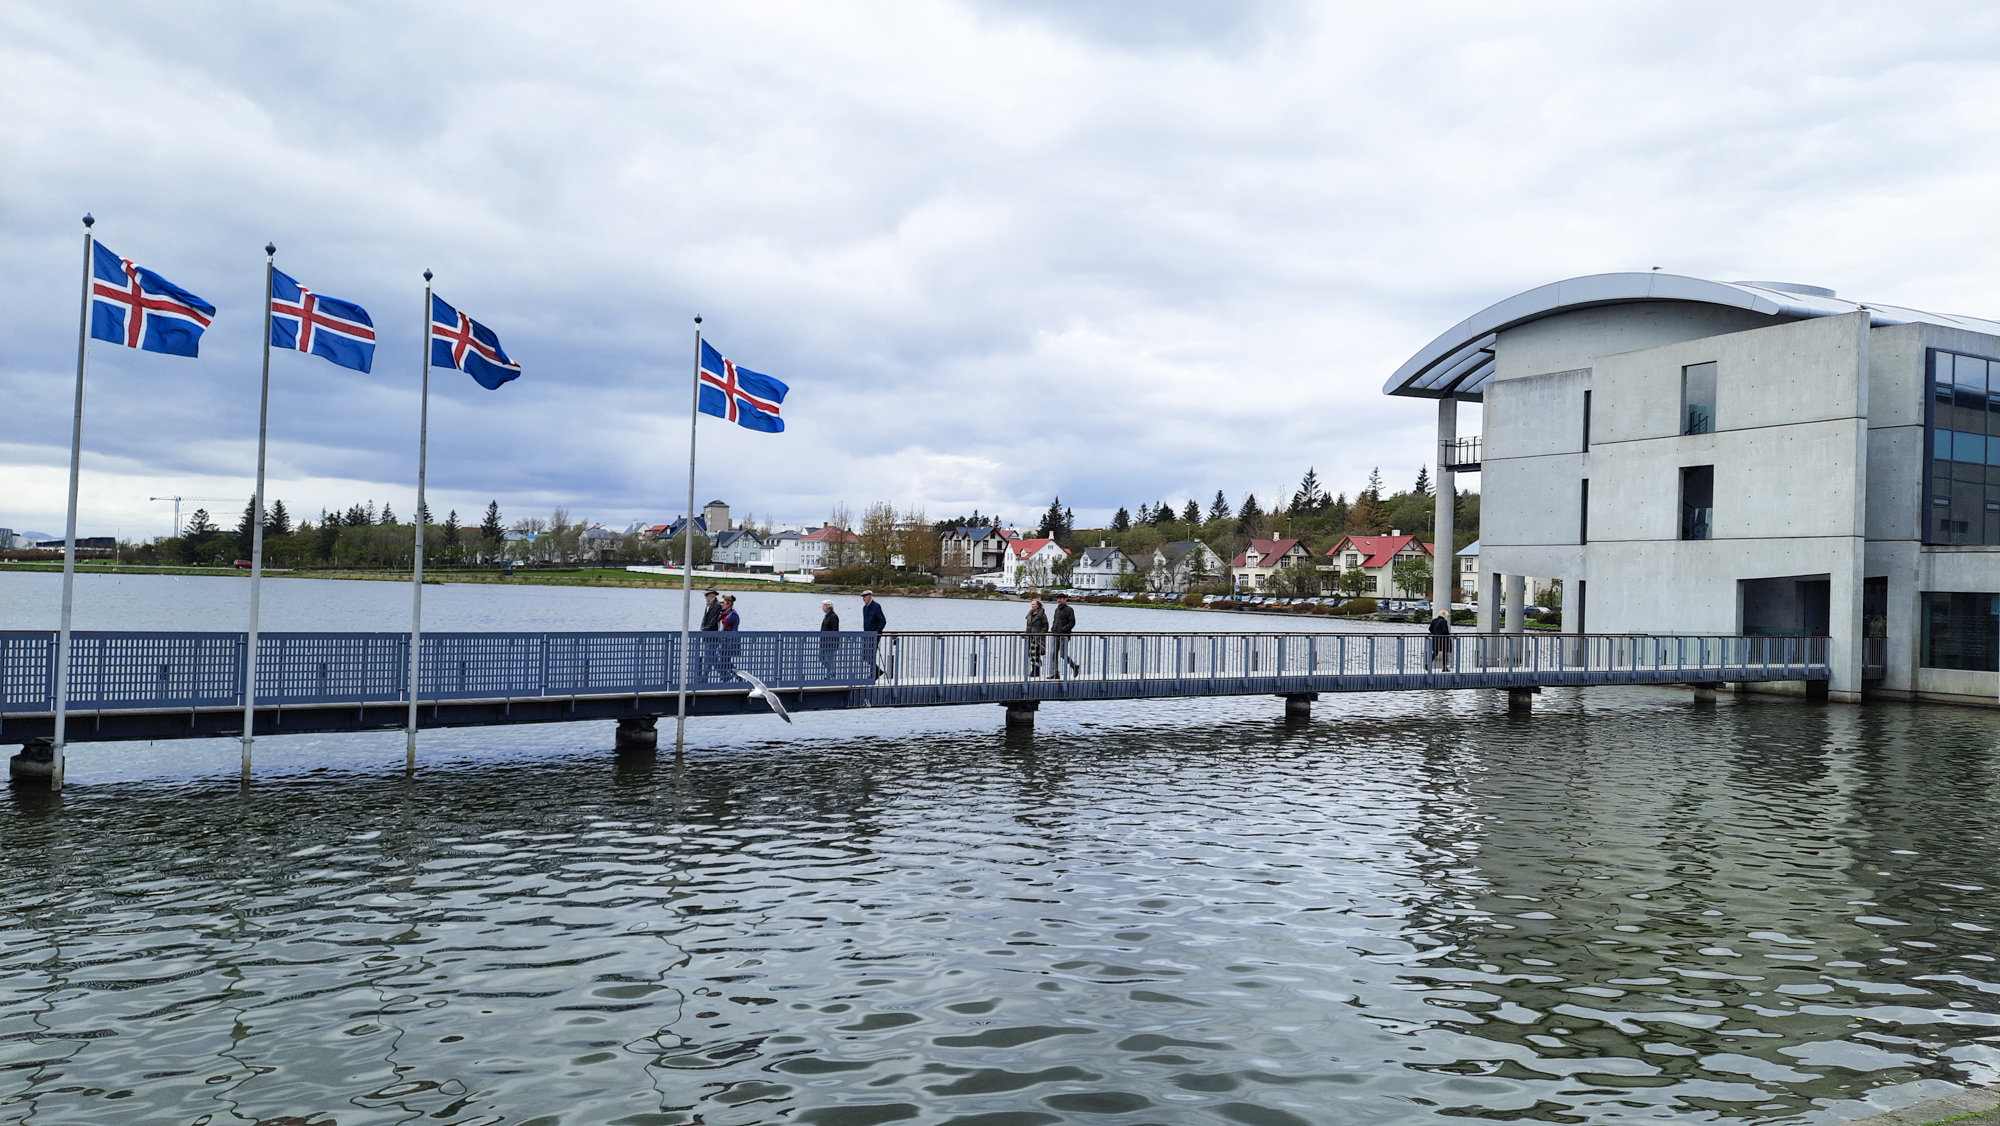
{"left": 1440, "top": 436, "right": 1482, "bottom": 471}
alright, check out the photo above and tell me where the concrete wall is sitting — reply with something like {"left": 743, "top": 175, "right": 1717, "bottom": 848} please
{"left": 1492, "top": 302, "right": 1776, "bottom": 384}
{"left": 1484, "top": 310, "right": 1872, "bottom": 697}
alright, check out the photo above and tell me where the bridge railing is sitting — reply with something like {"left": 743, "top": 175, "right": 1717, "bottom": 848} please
{"left": 870, "top": 631, "right": 1829, "bottom": 687}
{"left": 0, "top": 629, "right": 1830, "bottom": 715}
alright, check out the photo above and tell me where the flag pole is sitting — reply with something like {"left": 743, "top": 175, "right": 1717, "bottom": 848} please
{"left": 51, "top": 213, "right": 96, "bottom": 793}
{"left": 674, "top": 316, "right": 703, "bottom": 755}
{"left": 241, "top": 242, "right": 276, "bottom": 783}
{"left": 406, "top": 270, "right": 433, "bottom": 774}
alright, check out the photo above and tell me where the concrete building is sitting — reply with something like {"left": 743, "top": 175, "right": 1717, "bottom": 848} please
{"left": 702, "top": 500, "right": 731, "bottom": 532}
{"left": 1385, "top": 271, "right": 2000, "bottom": 704}
{"left": 1453, "top": 540, "right": 1554, "bottom": 604}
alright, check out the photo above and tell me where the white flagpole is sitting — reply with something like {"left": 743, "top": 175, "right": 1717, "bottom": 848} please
{"left": 51, "top": 213, "right": 96, "bottom": 793}
{"left": 406, "top": 270, "right": 433, "bottom": 774}
{"left": 674, "top": 317, "right": 702, "bottom": 755}
{"left": 240, "top": 242, "right": 276, "bottom": 783}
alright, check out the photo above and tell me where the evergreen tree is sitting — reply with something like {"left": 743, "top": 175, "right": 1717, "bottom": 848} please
{"left": 380, "top": 503, "right": 396, "bottom": 525}
{"left": 1063, "top": 508, "right": 1075, "bottom": 542}
{"left": 1209, "top": 490, "right": 1232, "bottom": 522}
{"left": 1236, "top": 494, "right": 1264, "bottom": 536}
{"left": 1036, "top": 497, "right": 1066, "bottom": 540}
{"left": 346, "top": 503, "right": 370, "bottom": 527}
{"left": 364, "top": 500, "right": 377, "bottom": 524}
{"left": 181, "top": 508, "right": 220, "bottom": 564}
{"left": 1151, "top": 500, "right": 1171, "bottom": 527}
{"left": 417, "top": 502, "right": 432, "bottom": 526}
{"left": 1181, "top": 500, "right": 1201, "bottom": 524}
{"left": 234, "top": 497, "right": 258, "bottom": 559}
{"left": 1137, "top": 503, "right": 1152, "bottom": 525}
{"left": 1290, "top": 468, "right": 1326, "bottom": 516}
{"left": 1365, "top": 467, "right": 1384, "bottom": 501}
{"left": 444, "top": 509, "right": 461, "bottom": 546}
{"left": 481, "top": 501, "right": 504, "bottom": 542}
{"left": 1112, "top": 507, "right": 1131, "bottom": 532}
{"left": 1413, "top": 465, "right": 1432, "bottom": 497}
{"left": 1329, "top": 492, "right": 1351, "bottom": 533}
{"left": 267, "top": 499, "right": 291, "bottom": 536}
{"left": 1350, "top": 470, "right": 1388, "bottom": 534}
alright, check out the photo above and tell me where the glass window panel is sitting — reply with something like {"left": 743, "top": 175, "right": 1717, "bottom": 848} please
{"left": 1682, "top": 362, "right": 1717, "bottom": 435}
{"left": 1936, "top": 430, "right": 1955, "bottom": 459}
{"left": 1956, "top": 353, "right": 1987, "bottom": 403}
{"left": 1956, "top": 431, "right": 1987, "bottom": 463}
{"left": 1959, "top": 456, "right": 1988, "bottom": 482}
{"left": 1922, "top": 592, "right": 2000, "bottom": 671}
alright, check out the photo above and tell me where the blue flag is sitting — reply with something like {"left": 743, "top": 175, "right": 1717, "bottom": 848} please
{"left": 90, "top": 242, "right": 215, "bottom": 357}
{"left": 271, "top": 269, "right": 375, "bottom": 372}
{"left": 430, "top": 295, "right": 520, "bottom": 389}
{"left": 699, "top": 340, "right": 787, "bottom": 432}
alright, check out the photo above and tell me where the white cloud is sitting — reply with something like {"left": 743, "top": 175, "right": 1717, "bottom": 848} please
{"left": 4, "top": 0, "right": 1999, "bottom": 536}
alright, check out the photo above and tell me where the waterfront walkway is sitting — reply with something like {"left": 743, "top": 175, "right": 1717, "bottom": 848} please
{"left": 1, "top": 629, "right": 1830, "bottom": 744}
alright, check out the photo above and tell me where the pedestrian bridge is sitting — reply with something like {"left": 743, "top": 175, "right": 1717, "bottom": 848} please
{"left": 1, "top": 629, "right": 1830, "bottom": 745}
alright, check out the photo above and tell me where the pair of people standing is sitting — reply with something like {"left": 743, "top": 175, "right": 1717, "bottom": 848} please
{"left": 1024, "top": 593, "right": 1079, "bottom": 679}
{"left": 699, "top": 589, "right": 740, "bottom": 680}
{"left": 819, "top": 591, "right": 887, "bottom": 679}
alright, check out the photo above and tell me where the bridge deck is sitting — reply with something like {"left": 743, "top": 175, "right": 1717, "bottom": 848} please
{"left": 0, "top": 629, "right": 1830, "bottom": 743}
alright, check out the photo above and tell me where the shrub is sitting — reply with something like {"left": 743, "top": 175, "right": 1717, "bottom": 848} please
{"left": 814, "top": 564, "right": 932, "bottom": 588}
{"left": 1337, "top": 597, "right": 1378, "bottom": 615}
{"left": 1181, "top": 592, "right": 1204, "bottom": 607}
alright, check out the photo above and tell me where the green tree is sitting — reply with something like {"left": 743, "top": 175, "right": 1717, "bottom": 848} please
{"left": 1112, "top": 507, "right": 1131, "bottom": 532}
{"left": 380, "top": 502, "right": 396, "bottom": 526}
{"left": 234, "top": 496, "right": 259, "bottom": 558}
{"left": 1338, "top": 565, "right": 1373, "bottom": 598}
{"left": 1181, "top": 500, "right": 1201, "bottom": 524}
{"left": 443, "top": 509, "right": 461, "bottom": 548}
{"left": 1413, "top": 465, "right": 1432, "bottom": 497}
{"left": 481, "top": 501, "right": 504, "bottom": 544}
{"left": 180, "top": 508, "right": 221, "bottom": 564}
{"left": 268, "top": 500, "right": 292, "bottom": 536}
{"left": 1289, "top": 468, "right": 1326, "bottom": 517}
{"left": 1235, "top": 494, "right": 1264, "bottom": 537}
{"left": 1349, "top": 469, "right": 1388, "bottom": 534}
{"left": 1273, "top": 559, "right": 1324, "bottom": 597}
{"left": 1392, "top": 557, "right": 1432, "bottom": 599}
{"left": 1209, "top": 490, "right": 1231, "bottom": 522}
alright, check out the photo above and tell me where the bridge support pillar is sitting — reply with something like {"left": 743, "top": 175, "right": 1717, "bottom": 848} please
{"left": 9, "top": 739, "right": 55, "bottom": 784}
{"left": 1506, "top": 686, "right": 1538, "bottom": 713}
{"left": 1692, "top": 683, "right": 1718, "bottom": 703}
{"left": 615, "top": 716, "right": 658, "bottom": 751}
{"left": 1003, "top": 700, "right": 1039, "bottom": 728}
{"left": 1282, "top": 693, "right": 1316, "bottom": 719}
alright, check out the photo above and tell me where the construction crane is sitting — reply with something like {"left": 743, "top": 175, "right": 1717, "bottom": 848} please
{"left": 149, "top": 496, "right": 240, "bottom": 537}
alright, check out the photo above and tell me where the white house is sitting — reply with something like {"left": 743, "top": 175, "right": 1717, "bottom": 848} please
{"left": 768, "top": 526, "right": 859, "bottom": 573}
{"left": 1384, "top": 270, "right": 2000, "bottom": 704}
{"left": 941, "top": 526, "right": 1013, "bottom": 575}
{"left": 1324, "top": 533, "right": 1435, "bottom": 598}
{"left": 1229, "top": 537, "right": 1312, "bottom": 592}
{"left": 1071, "top": 543, "right": 1133, "bottom": 590}
{"left": 1453, "top": 540, "right": 1553, "bottom": 604}
{"left": 982, "top": 537, "right": 1067, "bottom": 588}
{"left": 1147, "top": 540, "right": 1224, "bottom": 592}
{"left": 712, "top": 529, "right": 771, "bottom": 570}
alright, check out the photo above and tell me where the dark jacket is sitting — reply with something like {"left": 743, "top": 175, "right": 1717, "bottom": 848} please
{"left": 720, "top": 608, "right": 740, "bottom": 632}
{"left": 700, "top": 599, "right": 723, "bottom": 631}
{"left": 862, "top": 601, "right": 887, "bottom": 633}
{"left": 1025, "top": 606, "right": 1048, "bottom": 634}
{"left": 1428, "top": 615, "right": 1450, "bottom": 637}
{"left": 1052, "top": 602, "right": 1075, "bottom": 634}
{"left": 821, "top": 610, "right": 840, "bottom": 631}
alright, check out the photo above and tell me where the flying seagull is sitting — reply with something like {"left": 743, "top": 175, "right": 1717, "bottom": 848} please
{"left": 737, "top": 670, "right": 792, "bottom": 723}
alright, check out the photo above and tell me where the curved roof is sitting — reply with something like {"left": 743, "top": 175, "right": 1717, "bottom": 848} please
{"left": 1384, "top": 272, "right": 2000, "bottom": 400}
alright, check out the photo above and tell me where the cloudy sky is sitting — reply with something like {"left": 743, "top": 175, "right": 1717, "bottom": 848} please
{"left": 5, "top": 1, "right": 2000, "bottom": 540}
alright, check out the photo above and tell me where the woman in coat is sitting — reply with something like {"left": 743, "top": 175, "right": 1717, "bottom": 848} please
{"left": 1024, "top": 600, "right": 1049, "bottom": 677}
{"left": 818, "top": 600, "right": 840, "bottom": 679}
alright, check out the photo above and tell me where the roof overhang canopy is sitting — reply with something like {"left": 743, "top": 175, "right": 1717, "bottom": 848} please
{"left": 1382, "top": 272, "right": 2000, "bottom": 401}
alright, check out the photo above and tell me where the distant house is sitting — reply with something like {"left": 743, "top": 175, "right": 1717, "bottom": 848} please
{"left": 1071, "top": 543, "right": 1132, "bottom": 590}
{"left": 702, "top": 500, "right": 731, "bottom": 532}
{"left": 769, "top": 526, "right": 859, "bottom": 573}
{"left": 712, "top": 529, "right": 771, "bottom": 570}
{"left": 940, "top": 526, "right": 1013, "bottom": 575}
{"left": 1147, "top": 540, "right": 1225, "bottom": 592}
{"left": 1451, "top": 540, "right": 1551, "bottom": 604}
{"left": 985, "top": 537, "right": 1067, "bottom": 588}
{"left": 580, "top": 525, "right": 624, "bottom": 559}
{"left": 1229, "top": 537, "right": 1312, "bottom": 592}
{"left": 650, "top": 516, "right": 711, "bottom": 542}
{"left": 1325, "top": 532, "right": 1435, "bottom": 598}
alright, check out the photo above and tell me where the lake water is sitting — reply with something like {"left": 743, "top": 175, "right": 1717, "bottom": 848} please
{"left": 3, "top": 573, "right": 1999, "bottom": 1125}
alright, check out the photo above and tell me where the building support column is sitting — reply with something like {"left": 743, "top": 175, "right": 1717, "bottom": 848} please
{"left": 1507, "top": 686, "right": 1537, "bottom": 712}
{"left": 1432, "top": 398, "right": 1455, "bottom": 615}
{"left": 1282, "top": 693, "right": 1316, "bottom": 719}
{"left": 1504, "top": 574, "right": 1526, "bottom": 634}
{"left": 1004, "top": 700, "right": 1038, "bottom": 728}
{"left": 1479, "top": 575, "right": 1499, "bottom": 633}
{"left": 615, "top": 715, "right": 658, "bottom": 751}
{"left": 1692, "top": 684, "right": 1718, "bottom": 704}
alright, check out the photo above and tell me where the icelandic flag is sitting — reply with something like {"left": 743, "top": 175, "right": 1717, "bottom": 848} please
{"left": 270, "top": 269, "right": 375, "bottom": 372}
{"left": 699, "top": 340, "right": 787, "bottom": 432}
{"left": 430, "top": 295, "right": 520, "bottom": 389}
{"left": 89, "top": 242, "right": 215, "bottom": 357}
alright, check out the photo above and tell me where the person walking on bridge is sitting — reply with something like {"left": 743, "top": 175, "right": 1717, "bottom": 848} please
{"left": 819, "top": 600, "right": 841, "bottom": 680}
{"left": 1428, "top": 611, "right": 1452, "bottom": 672}
{"left": 697, "top": 588, "right": 723, "bottom": 682}
{"left": 1024, "top": 599, "right": 1048, "bottom": 677}
{"left": 861, "top": 590, "right": 887, "bottom": 679}
{"left": 1049, "top": 594, "right": 1080, "bottom": 679}
{"left": 718, "top": 594, "right": 741, "bottom": 679}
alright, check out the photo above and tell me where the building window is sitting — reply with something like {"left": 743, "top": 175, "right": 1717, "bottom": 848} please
{"left": 1924, "top": 348, "right": 2000, "bottom": 545}
{"left": 1921, "top": 592, "right": 2000, "bottom": 671}
{"left": 1582, "top": 389, "right": 1593, "bottom": 451}
{"left": 1682, "top": 362, "right": 1717, "bottom": 435}
{"left": 1579, "top": 479, "right": 1589, "bottom": 544}
{"left": 1680, "top": 465, "right": 1713, "bottom": 540}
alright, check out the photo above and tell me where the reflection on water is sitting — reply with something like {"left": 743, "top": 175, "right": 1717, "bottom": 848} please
{"left": 4, "top": 688, "right": 2000, "bottom": 1125}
